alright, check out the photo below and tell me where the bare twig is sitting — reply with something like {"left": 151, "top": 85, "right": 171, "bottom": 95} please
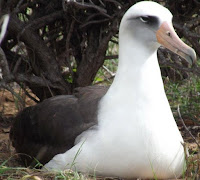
{"left": 102, "top": 65, "right": 115, "bottom": 77}
{"left": 85, "top": 13, "right": 106, "bottom": 22}
{"left": 9, "top": 15, "right": 70, "bottom": 93}
{"left": 110, "top": 39, "right": 118, "bottom": 44}
{"left": 13, "top": 57, "right": 22, "bottom": 74}
{"left": 104, "top": 0, "right": 122, "bottom": 9}
{"left": 0, "top": 47, "right": 11, "bottom": 78}
{"left": 64, "top": 0, "right": 110, "bottom": 18}
{"left": 174, "top": 23, "right": 200, "bottom": 56}
{"left": 174, "top": 23, "right": 200, "bottom": 38}
{"left": 15, "top": 0, "right": 24, "bottom": 11}
{"left": 80, "top": 18, "right": 109, "bottom": 28}
{"left": 0, "top": 81, "right": 24, "bottom": 107}
{"left": 161, "top": 60, "right": 200, "bottom": 76}
{"left": 0, "top": 72, "right": 63, "bottom": 92}
{"left": 89, "top": 0, "right": 95, "bottom": 5}
{"left": 105, "top": 55, "right": 118, "bottom": 60}
{"left": 158, "top": 49, "right": 200, "bottom": 76}
{"left": 194, "top": 0, "right": 200, "bottom": 5}
{"left": 65, "top": 19, "right": 75, "bottom": 79}
{"left": 15, "top": 74, "right": 62, "bottom": 90}
{"left": 19, "top": 85, "right": 40, "bottom": 103}
{"left": 19, "top": 11, "right": 63, "bottom": 36}
{"left": 99, "top": 0, "right": 105, "bottom": 7}
{"left": 177, "top": 105, "right": 200, "bottom": 149}
{"left": 41, "top": 74, "right": 54, "bottom": 97}
{"left": 94, "top": 77, "right": 114, "bottom": 85}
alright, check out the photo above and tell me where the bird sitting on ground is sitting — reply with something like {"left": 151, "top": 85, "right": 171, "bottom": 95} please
{"left": 10, "top": 1, "right": 196, "bottom": 179}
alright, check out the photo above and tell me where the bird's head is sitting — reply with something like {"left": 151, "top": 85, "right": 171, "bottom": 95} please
{"left": 119, "top": 1, "right": 196, "bottom": 65}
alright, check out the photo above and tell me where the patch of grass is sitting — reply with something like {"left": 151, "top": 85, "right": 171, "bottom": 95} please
{"left": 0, "top": 164, "right": 88, "bottom": 180}
{"left": 164, "top": 75, "right": 200, "bottom": 123}
{"left": 94, "top": 38, "right": 118, "bottom": 85}
{"left": 185, "top": 150, "right": 200, "bottom": 179}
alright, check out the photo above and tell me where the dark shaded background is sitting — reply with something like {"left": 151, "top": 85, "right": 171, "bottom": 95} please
{"left": 0, "top": 0, "right": 199, "bottom": 102}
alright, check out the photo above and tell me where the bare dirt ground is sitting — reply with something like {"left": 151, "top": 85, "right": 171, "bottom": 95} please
{"left": 0, "top": 89, "right": 199, "bottom": 179}
{"left": 0, "top": 89, "right": 36, "bottom": 168}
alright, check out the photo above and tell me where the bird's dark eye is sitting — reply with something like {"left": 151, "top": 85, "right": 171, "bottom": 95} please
{"left": 138, "top": 16, "right": 159, "bottom": 27}
{"left": 140, "top": 16, "right": 150, "bottom": 23}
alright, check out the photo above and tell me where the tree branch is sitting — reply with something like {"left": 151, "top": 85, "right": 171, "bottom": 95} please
{"left": 64, "top": 0, "right": 110, "bottom": 18}
{"left": 65, "top": 19, "right": 75, "bottom": 79}
{"left": 0, "top": 48, "right": 11, "bottom": 79}
{"left": 177, "top": 105, "right": 200, "bottom": 149}
{"left": 105, "top": 55, "right": 118, "bottom": 60}
{"left": 20, "top": 11, "right": 63, "bottom": 33}
{"left": 8, "top": 15, "right": 70, "bottom": 93}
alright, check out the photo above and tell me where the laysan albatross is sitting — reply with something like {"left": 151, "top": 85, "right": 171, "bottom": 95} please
{"left": 10, "top": 1, "right": 196, "bottom": 179}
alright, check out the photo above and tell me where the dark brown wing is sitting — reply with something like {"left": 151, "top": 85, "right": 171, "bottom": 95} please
{"left": 10, "top": 85, "right": 108, "bottom": 166}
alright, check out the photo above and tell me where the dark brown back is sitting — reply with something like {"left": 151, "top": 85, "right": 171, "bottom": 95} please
{"left": 10, "top": 85, "right": 108, "bottom": 166}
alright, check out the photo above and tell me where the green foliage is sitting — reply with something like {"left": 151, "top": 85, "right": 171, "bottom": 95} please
{"left": 165, "top": 75, "right": 200, "bottom": 122}
{"left": 0, "top": 158, "right": 87, "bottom": 180}
{"left": 94, "top": 38, "right": 118, "bottom": 85}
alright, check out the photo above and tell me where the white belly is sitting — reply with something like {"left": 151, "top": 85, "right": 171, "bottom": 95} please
{"left": 44, "top": 120, "right": 185, "bottom": 179}
{"left": 45, "top": 90, "right": 185, "bottom": 179}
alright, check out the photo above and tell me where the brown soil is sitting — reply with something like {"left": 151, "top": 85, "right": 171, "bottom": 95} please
{"left": 0, "top": 89, "right": 37, "bottom": 168}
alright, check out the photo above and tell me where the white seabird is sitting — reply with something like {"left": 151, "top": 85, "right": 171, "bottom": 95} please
{"left": 10, "top": 1, "right": 196, "bottom": 179}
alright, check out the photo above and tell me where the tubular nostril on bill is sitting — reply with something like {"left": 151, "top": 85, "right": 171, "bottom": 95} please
{"left": 166, "top": 31, "right": 171, "bottom": 37}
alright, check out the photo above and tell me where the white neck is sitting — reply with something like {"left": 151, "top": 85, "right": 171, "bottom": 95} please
{"left": 98, "top": 36, "right": 169, "bottom": 126}
{"left": 112, "top": 41, "right": 163, "bottom": 96}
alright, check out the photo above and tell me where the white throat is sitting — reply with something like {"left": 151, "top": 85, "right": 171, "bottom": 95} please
{"left": 98, "top": 35, "right": 167, "bottom": 127}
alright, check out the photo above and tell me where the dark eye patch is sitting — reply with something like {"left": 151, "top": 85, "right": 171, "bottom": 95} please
{"left": 140, "top": 16, "right": 150, "bottom": 22}
{"left": 139, "top": 16, "right": 159, "bottom": 26}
